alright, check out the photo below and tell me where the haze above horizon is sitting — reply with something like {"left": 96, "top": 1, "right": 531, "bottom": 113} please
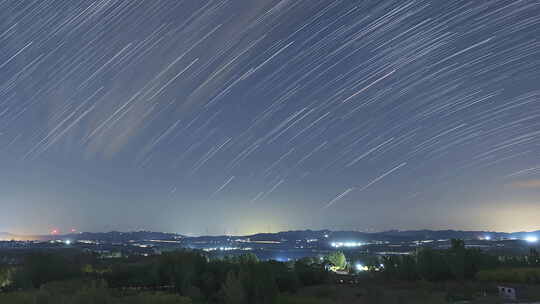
{"left": 1, "top": 1, "right": 539, "bottom": 235}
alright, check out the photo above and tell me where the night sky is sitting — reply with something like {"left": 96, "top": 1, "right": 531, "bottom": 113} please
{"left": 1, "top": 0, "right": 539, "bottom": 235}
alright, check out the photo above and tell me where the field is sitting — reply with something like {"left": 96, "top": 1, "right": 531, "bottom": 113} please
{"left": 279, "top": 280, "right": 538, "bottom": 304}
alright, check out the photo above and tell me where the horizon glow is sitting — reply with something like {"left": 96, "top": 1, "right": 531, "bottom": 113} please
{"left": 0, "top": 1, "right": 539, "bottom": 234}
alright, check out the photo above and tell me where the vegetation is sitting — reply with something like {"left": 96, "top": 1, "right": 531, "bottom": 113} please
{"left": 325, "top": 251, "right": 347, "bottom": 271}
{"left": 380, "top": 239, "right": 499, "bottom": 282}
{"left": 0, "top": 280, "right": 193, "bottom": 304}
{"left": 12, "top": 252, "right": 84, "bottom": 289}
{"left": 0, "top": 250, "right": 329, "bottom": 303}
{"left": 0, "top": 265, "right": 13, "bottom": 288}
{"left": 1, "top": 240, "right": 540, "bottom": 303}
{"left": 477, "top": 267, "right": 540, "bottom": 284}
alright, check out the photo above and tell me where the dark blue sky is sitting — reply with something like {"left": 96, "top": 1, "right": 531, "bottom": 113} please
{"left": 1, "top": 0, "right": 539, "bottom": 235}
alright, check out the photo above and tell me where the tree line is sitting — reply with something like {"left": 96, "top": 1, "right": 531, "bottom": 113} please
{"left": 1, "top": 250, "right": 331, "bottom": 304}
{"left": 370, "top": 239, "right": 540, "bottom": 282}
{"left": 2, "top": 240, "right": 540, "bottom": 303}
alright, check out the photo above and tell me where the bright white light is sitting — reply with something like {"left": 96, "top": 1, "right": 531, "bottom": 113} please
{"left": 525, "top": 236, "right": 538, "bottom": 243}
{"left": 484, "top": 236, "right": 491, "bottom": 241}
{"left": 330, "top": 241, "right": 363, "bottom": 248}
{"left": 355, "top": 263, "right": 365, "bottom": 271}
{"left": 65, "top": 240, "right": 71, "bottom": 245}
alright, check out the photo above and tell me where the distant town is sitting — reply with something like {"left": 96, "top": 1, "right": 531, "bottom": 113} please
{"left": 1, "top": 229, "right": 538, "bottom": 263}
{"left": 3, "top": 229, "right": 540, "bottom": 302}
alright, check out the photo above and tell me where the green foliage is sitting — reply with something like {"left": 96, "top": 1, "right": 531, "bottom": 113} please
{"left": 381, "top": 255, "right": 420, "bottom": 281}
{"left": 294, "top": 258, "right": 329, "bottom": 286}
{"left": 325, "top": 251, "right": 346, "bottom": 270}
{"left": 102, "top": 250, "right": 297, "bottom": 301}
{"left": 239, "top": 263, "right": 279, "bottom": 304}
{"left": 268, "top": 261, "right": 301, "bottom": 294}
{"left": 0, "top": 292, "right": 35, "bottom": 304}
{"left": 416, "top": 248, "right": 452, "bottom": 281}
{"left": 399, "top": 255, "right": 418, "bottom": 281}
{"left": 121, "top": 292, "right": 193, "bottom": 304}
{"left": 11, "top": 243, "right": 525, "bottom": 303}
{"left": 236, "top": 253, "right": 259, "bottom": 264}
{"left": 365, "top": 286, "right": 385, "bottom": 304}
{"left": 477, "top": 267, "right": 540, "bottom": 283}
{"left": 222, "top": 271, "right": 246, "bottom": 304}
{"left": 154, "top": 251, "right": 207, "bottom": 294}
{"left": 446, "top": 238, "right": 495, "bottom": 281}
{"left": 362, "top": 285, "right": 448, "bottom": 304}
{"left": 13, "top": 252, "right": 83, "bottom": 288}
{"left": 450, "top": 238, "right": 465, "bottom": 250}
{"left": 379, "top": 239, "right": 500, "bottom": 282}
{"left": 313, "top": 285, "right": 338, "bottom": 299}
{"left": 529, "top": 248, "right": 540, "bottom": 266}
{"left": 363, "top": 256, "right": 381, "bottom": 272}
{"left": 276, "top": 294, "right": 334, "bottom": 304}
{"left": 0, "top": 265, "right": 14, "bottom": 288}
{"left": 106, "top": 262, "right": 156, "bottom": 288}
{"left": 0, "top": 279, "right": 192, "bottom": 304}
{"left": 197, "top": 259, "right": 233, "bottom": 300}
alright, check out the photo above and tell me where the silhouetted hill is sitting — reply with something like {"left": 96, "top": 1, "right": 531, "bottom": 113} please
{"left": 71, "top": 231, "right": 183, "bottom": 242}
{"left": 4, "top": 229, "right": 539, "bottom": 243}
{"left": 243, "top": 229, "right": 540, "bottom": 243}
{"left": 25, "top": 231, "right": 184, "bottom": 242}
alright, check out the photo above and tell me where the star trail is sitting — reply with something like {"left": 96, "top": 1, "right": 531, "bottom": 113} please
{"left": 0, "top": 0, "right": 539, "bottom": 235}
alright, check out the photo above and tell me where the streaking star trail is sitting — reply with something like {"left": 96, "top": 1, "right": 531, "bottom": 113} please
{"left": 0, "top": 0, "right": 539, "bottom": 235}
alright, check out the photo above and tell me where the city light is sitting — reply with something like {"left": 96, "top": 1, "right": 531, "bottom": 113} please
{"left": 355, "top": 263, "right": 367, "bottom": 271}
{"left": 330, "top": 241, "right": 364, "bottom": 248}
{"left": 202, "top": 246, "right": 247, "bottom": 252}
{"left": 484, "top": 236, "right": 491, "bottom": 241}
{"left": 525, "top": 236, "right": 538, "bottom": 243}
{"left": 275, "top": 257, "right": 291, "bottom": 262}
{"left": 64, "top": 240, "right": 71, "bottom": 245}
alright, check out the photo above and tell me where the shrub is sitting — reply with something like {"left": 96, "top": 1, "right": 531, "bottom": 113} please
{"left": 276, "top": 294, "right": 334, "bottom": 304}
{"left": 477, "top": 267, "right": 540, "bottom": 283}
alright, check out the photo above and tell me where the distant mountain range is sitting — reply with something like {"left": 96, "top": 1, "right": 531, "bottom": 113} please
{"left": 2, "top": 229, "right": 539, "bottom": 243}
{"left": 0, "top": 231, "right": 181, "bottom": 242}
{"left": 242, "top": 229, "right": 540, "bottom": 243}
{"left": 46, "top": 231, "right": 181, "bottom": 242}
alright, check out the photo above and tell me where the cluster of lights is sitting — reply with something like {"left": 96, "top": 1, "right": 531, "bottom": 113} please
{"left": 525, "top": 236, "right": 538, "bottom": 243}
{"left": 203, "top": 246, "right": 241, "bottom": 252}
{"left": 78, "top": 240, "right": 99, "bottom": 244}
{"left": 331, "top": 241, "right": 364, "bottom": 248}
{"left": 355, "top": 263, "right": 384, "bottom": 272}
{"left": 355, "top": 263, "right": 368, "bottom": 271}
{"left": 275, "top": 257, "right": 291, "bottom": 262}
